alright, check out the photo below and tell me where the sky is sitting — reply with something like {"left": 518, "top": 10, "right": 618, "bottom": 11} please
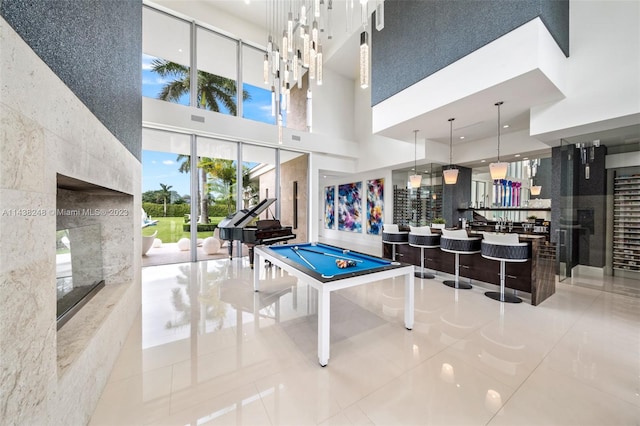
{"left": 141, "top": 54, "right": 277, "bottom": 197}
{"left": 142, "top": 151, "right": 190, "bottom": 197}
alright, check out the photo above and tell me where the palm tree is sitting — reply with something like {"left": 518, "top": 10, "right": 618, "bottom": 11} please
{"left": 176, "top": 154, "right": 210, "bottom": 224}
{"left": 151, "top": 59, "right": 250, "bottom": 115}
{"left": 158, "top": 183, "right": 172, "bottom": 217}
{"left": 200, "top": 158, "right": 237, "bottom": 214}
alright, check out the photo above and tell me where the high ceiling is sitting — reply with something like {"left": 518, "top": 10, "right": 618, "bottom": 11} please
{"left": 195, "top": 1, "right": 639, "bottom": 161}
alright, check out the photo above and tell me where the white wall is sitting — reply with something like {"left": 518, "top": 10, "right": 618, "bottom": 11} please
{"left": 454, "top": 129, "right": 552, "bottom": 164}
{"left": 354, "top": 77, "right": 451, "bottom": 172}
{"left": 530, "top": 0, "right": 640, "bottom": 141}
{"left": 317, "top": 168, "right": 393, "bottom": 251}
{"left": 311, "top": 67, "right": 356, "bottom": 141}
{"left": 142, "top": 97, "right": 361, "bottom": 157}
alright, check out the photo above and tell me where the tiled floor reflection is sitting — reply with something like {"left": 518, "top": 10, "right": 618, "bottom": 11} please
{"left": 91, "top": 257, "right": 640, "bottom": 425}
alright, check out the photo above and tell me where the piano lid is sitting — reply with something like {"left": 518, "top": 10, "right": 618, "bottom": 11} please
{"left": 222, "top": 198, "right": 277, "bottom": 228}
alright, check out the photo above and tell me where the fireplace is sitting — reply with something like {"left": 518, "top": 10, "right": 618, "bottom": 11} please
{"left": 56, "top": 223, "right": 105, "bottom": 329}
{"left": 56, "top": 174, "right": 132, "bottom": 329}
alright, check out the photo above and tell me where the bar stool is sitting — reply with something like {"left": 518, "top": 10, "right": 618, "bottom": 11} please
{"left": 408, "top": 226, "right": 440, "bottom": 279}
{"left": 440, "top": 229, "right": 481, "bottom": 290}
{"left": 481, "top": 233, "right": 529, "bottom": 303}
{"left": 382, "top": 224, "right": 408, "bottom": 261}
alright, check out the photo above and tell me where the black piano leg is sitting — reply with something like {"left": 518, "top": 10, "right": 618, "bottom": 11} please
{"left": 227, "top": 241, "right": 233, "bottom": 259}
{"left": 249, "top": 247, "right": 255, "bottom": 269}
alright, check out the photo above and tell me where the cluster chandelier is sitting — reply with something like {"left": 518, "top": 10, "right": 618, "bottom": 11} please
{"left": 263, "top": 0, "right": 383, "bottom": 143}
{"left": 489, "top": 101, "right": 509, "bottom": 180}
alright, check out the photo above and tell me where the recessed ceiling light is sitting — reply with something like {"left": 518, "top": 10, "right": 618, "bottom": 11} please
{"left": 481, "top": 159, "right": 486, "bottom": 163}
{"left": 523, "top": 157, "right": 529, "bottom": 160}
{"left": 459, "top": 136, "right": 465, "bottom": 140}
{"left": 515, "top": 154, "right": 521, "bottom": 158}
{"left": 503, "top": 124, "right": 509, "bottom": 128}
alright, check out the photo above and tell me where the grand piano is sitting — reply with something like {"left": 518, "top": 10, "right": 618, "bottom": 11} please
{"left": 218, "top": 198, "right": 296, "bottom": 268}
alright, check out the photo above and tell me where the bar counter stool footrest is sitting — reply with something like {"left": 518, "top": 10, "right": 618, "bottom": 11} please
{"left": 440, "top": 231, "right": 481, "bottom": 291}
{"left": 481, "top": 237, "right": 529, "bottom": 304}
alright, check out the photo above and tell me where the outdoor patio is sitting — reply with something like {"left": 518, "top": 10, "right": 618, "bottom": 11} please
{"left": 142, "top": 241, "right": 249, "bottom": 267}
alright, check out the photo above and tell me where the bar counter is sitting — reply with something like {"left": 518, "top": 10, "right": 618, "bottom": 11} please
{"left": 382, "top": 229, "right": 556, "bottom": 305}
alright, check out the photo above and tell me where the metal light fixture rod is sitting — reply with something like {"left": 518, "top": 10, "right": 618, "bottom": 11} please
{"left": 448, "top": 118, "right": 454, "bottom": 165}
{"left": 496, "top": 101, "right": 503, "bottom": 162}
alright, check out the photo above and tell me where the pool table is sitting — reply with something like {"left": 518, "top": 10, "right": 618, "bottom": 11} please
{"left": 253, "top": 242, "right": 415, "bottom": 366}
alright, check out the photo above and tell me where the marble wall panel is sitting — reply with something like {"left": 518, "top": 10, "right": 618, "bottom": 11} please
{"left": 56, "top": 282, "right": 140, "bottom": 424}
{"left": 0, "top": 189, "right": 57, "bottom": 423}
{"left": 0, "top": 105, "right": 46, "bottom": 193}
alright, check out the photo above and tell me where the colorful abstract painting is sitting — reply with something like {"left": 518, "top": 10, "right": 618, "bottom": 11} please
{"left": 367, "top": 178, "right": 384, "bottom": 235}
{"left": 324, "top": 186, "right": 335, "bottom": 229}
{"left": 338, "top": 182, "right": 362, "bottom": 232}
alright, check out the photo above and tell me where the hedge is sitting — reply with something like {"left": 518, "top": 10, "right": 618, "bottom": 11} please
{"left": 143, "top": 202, "right": 234, "bottom": 218}
{"left": 182, "top": 223, "right": 218, "bottom": 232}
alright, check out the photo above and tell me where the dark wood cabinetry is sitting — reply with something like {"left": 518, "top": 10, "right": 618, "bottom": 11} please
{"left": 383, "top": 234, "right": 556, "bottom": 305}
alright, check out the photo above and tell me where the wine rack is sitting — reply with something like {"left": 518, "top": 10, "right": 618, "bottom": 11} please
{"left": 613, "top": 174, "right": 640, "bottom": 272}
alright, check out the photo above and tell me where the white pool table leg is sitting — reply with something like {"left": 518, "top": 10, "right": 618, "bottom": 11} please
{"left": 405, "top": 270, "right": 414, "bottom": 330}
{"left": 318, "top": 287, "right": 330, "bottom": 366}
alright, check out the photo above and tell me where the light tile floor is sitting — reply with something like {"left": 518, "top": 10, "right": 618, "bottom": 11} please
{"left": 91, "top": 256, "right": 640, "bottom": 425}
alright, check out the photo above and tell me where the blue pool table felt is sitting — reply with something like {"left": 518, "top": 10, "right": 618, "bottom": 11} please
{"left": 265, "top": 242, "right": 399, "bottom": 281}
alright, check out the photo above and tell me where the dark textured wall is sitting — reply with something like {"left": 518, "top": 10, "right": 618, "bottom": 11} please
{"left": 1, "top": 0, "right": 142, "bottom": 160}
{"left": 372, "top": 0, "right": 569, "bottom": 105}
{"left": 442, "top": 166, "right": 472, "bottom": 227}
{"left": 576, "top": 145, "right": 607, "bottom": 267}
{"left": 534, "top": 157, "right": 552, "bottom": 199}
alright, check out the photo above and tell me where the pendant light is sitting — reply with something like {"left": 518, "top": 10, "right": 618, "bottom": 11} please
{"left": 409, "top": 130, "right": 422, "bottom": 188}
{"left": 359, "top": 31, "right": 369, "bottom": 89}
{"left": 443, "top": 118, "right": 459, "bottom": 184}
{"left": 529, "top": 158, "right": 541, "bottom": 195}
{"left": 530, "top": 184, "right": 542, "bottom": 196}
{"left": 489, "top": 101, "right": 508, "bottom": 180}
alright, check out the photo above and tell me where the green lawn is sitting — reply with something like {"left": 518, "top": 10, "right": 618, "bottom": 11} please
{"left": 142, "top": 216, "right": 224, "bottom": 243}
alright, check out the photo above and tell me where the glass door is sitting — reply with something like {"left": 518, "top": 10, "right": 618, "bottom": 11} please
{"left": 558, "top": 138, "right": 576, "bottom": 281}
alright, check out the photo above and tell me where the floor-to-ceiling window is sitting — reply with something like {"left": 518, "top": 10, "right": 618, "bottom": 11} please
{"left": 242, "top": 144, "right": 277, "bottom": 219}
{"left": 142, "top": 7, "right": 191, "bottom": 106}
{"left": 141, "top": 128, "right": 193, "bottom": 266}
{"left": 196, "top": 26, "right": 238, "bottom": 115}
{"left": 141, "top": 4, "right": 311, "bottom": 266}
{"left": 196, "top": 137, "right": 239, "bottom": 221}
{"left": 242, "top": 43, "right": 277, "bottom": 125}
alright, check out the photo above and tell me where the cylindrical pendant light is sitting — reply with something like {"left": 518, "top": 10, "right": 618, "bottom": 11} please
{"left": 359, "top": 31, "right": 369, "bottom": 89}
{"left": 443, "top": 118, "right": 459, "bottom": 185}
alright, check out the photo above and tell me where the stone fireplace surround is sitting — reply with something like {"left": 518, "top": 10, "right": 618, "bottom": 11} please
{"left": 0, "top": 19, "right": 141, "bottom": 424}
